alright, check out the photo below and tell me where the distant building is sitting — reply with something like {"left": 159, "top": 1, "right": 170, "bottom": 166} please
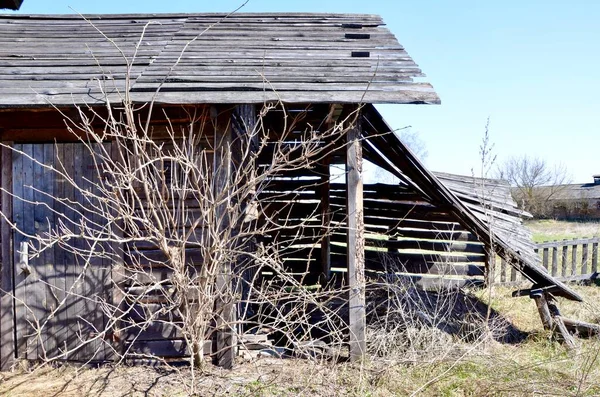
{"left": 545, "top": 175, "right": 600, "bottom": 220}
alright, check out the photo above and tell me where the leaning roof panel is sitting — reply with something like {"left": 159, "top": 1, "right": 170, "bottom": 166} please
{"left": 0, "top": 13, "right": 440, "bottom": 107}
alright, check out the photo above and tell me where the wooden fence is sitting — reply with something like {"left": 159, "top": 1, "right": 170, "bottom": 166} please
{"left": 496, "top": 237, "right": 599, "bottom": 284}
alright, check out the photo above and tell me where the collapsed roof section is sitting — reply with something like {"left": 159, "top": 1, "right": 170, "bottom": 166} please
{"left": 0, "top": 13, "right": 439, "bottom": 107}
{"left": 361, "top": 104, "right": 583, "bottom": 302}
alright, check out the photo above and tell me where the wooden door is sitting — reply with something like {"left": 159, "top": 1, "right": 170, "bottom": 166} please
{"left": 12, "top": 143, "right": 111, "bottom": 362}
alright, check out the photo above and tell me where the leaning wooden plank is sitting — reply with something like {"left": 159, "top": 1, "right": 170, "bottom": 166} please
{"left": 561, "top": 317, "right": 600, "bottom": 338}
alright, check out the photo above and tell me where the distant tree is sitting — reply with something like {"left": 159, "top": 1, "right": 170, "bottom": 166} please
{"left": 495, "top": 155, "right": 571, "bottom": 217}
{"left": 372, "top": 128, "right": 428, "bottom": 183}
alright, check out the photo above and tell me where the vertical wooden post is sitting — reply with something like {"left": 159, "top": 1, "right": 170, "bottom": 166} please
{"left": 592, "top": 241, "right": 598, "bottom": 274}
{"left": 561, "top": 244, "right": 568, "bottom": 277}
{"left": 0, "top": 143, "right": 15, "bottom": 369}
{"left": 318, "top": 159, "right": 331, "bottom": 286}
{"left": 582, "top": 243, "right": 589, "bottom": 275}
{"left": 542, "top": 248, "right": 549, "bottom": 272}
{"left": 551, "top": 246, "right": 559, "bottom": 276}
{"left": 213, "top": 106, "right": 235, "bottom": 369}
{"left": 231, "top": 104, "right": 257, "bottom": 328}
{"left": 571, "top": 244, "right": 578, "bottom": 277}
{"left": 346, "top": 121, "right": 365, "bottom": 361}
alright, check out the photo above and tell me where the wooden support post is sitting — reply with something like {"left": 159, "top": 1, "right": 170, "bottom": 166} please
{"left": 213, "top": 107, "right": 235, "bottom": 369}
{"left": 318, "top": 159, "right": 331, "bottom": 286}
{"left": 531, "top": 290, "right": 553, "bottom": 331}
{"left": 231, "top": 104, "right": 257, "bottom": 329}
{"left": 546, "top": 296, "right": 576, "bottom": 351}
{"left": 0, "top": 143, "right": 15, "bottom": 370}
{"left": 530, "top": 289, "right": 576, "bottom": 351}
{"left": 346, "top": 123, "right": 365, "bottom": 361}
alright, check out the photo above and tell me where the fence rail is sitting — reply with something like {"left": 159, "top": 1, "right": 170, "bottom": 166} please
{"left": 496, "top": 237, "right": 599, "bottom": 285}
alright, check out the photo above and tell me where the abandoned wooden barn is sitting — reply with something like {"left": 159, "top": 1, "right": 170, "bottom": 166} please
{"left": 0, "top": 13, "right": 582, "bottom": 369}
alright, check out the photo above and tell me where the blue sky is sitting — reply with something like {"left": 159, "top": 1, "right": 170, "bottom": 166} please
{"left": 7, "top": 0, "right": 600, "bottom": 183}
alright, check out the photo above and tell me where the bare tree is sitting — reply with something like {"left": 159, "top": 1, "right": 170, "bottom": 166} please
{"left": 371, "top": 127, "right": 427, "bottom": 183}
{"left": 495, "top": 155, "right": 571, "bottom": 217}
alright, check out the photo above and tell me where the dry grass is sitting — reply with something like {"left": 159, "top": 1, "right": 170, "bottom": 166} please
{"left": 525, "top": 220, "right": 600, "bottom": 242}
{"left": 1, "top": 285, "right": 599, "bottom": 396}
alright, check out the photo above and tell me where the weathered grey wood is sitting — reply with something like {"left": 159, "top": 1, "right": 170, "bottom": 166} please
{"left": 542, "top": 248, "right": 549, "bottom": 272}
{"left": 109, "top": 141, "right": 125, "bottom": 361}
{"left": 213, "top": 108, "right": 235, "bottom": 369}
{"left": 318, "top": 159, "right": 331, "bottom": 285}
{"left": 546, "top": 297, "right": 576, "bottom": 351}
{"left": 537, "top": 237, "right": 600, "bottom": 249}
{"left": 61, "top": 143, "right": 77, "bottom": 360}
{"left": 561, "top": 317, "right": 600, "bottom": 338}
{"left": 9, "top": 145, "right": 23, "bottom": 361}
{"left": 500, "top": 259, "right": 507, "bottom": 283}
{"left": 346, "top": 122, "right": 365, "bottom": 361}
{"left": 561, "top": 245, "right": 568, "bottom": 277}
{"left": 52, "top": 144, "right": 67, "bottom": 362}
{"left": 551, "top": 247, "right": 559, "bottom": 277}
{"left": 0, "top": 89, "right": 441, "bottom": 108}
{"left": 0, "top": 143, "right": 14, "bottom": 370}
{"left": 21, "top": 144, "right": 36, "bottom": 359}
{"left": 0, "top": 13, "right": 441, "bottom": 108}
{"left": 361, "top": 103, "right": 582, "bottom": 301}
{"left": 592, "top": 242, "right": 598, "bottom": 274}
{"left": 531, "top": 292, "right": 553, "bottom": 331}
{"left": 571, "top": 244, "right": 578, "bottom": 276}
{"left": 38, "top": 143, "right": 55, "bottom": 359}
{"left": 81, "top": 143, "right": 104, "bottom": 361}
{"left": 510, "top": 265, "right": 517, "bottom": 282}
{"left": 582, "top": 243, "right": 589, "bottom": 275}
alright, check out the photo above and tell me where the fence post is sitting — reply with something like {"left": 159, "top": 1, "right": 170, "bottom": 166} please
{"left": 542, "top": 248, "right": 549, "bottom": 272}
{"left": 561, "top": 243, "right": 568, "bottom": 278}
{"left": 593, "top": 240, "right": 599, "bottom": 274}
{"left": 582, "top": 243, "right": 589, "bottom": 276}
{"left": 571, "top": 242, "right": 578, "bottom": 277}
{"left": 551, "top": 246, "right": 559, "bottom": 277}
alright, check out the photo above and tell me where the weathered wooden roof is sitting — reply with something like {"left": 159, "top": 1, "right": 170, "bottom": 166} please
{"left": 0, "top": 13, "right": 439, "bottom": 108}
{"left": 536, "top": 182, "right": 600, "bottom": 201}
{"left": 0, "top": 0, "right": 21, "bottom": 11}
{"left": 361, "top": 104, "right": 583, "bottom": 301}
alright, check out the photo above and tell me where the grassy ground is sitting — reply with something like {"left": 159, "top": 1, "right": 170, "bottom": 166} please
{"left": 525, "top": 219, "right": 600, "bottom": 243}
{"left": 1, "top": 221, "right": 599, "bottom": 396}
{"left": 1, "top": 285, "right": 599, "bottom": 396}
